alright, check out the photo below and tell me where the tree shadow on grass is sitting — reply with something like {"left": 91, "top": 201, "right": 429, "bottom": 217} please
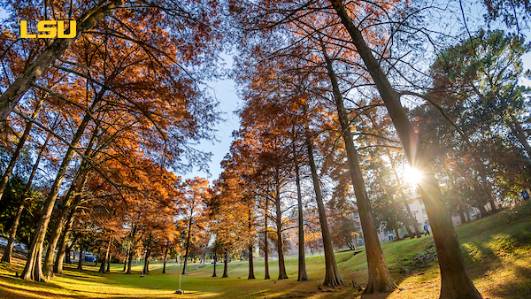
{"left": 0, "top": 272, "right": 87, "bottom": 299}
{"left": 362, "top": 210, "right": 531, "bottom": 299}
{"left": 487, "top": 264, "right": 531, "bottom": 299}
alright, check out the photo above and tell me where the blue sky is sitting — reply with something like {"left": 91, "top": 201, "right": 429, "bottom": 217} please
{"left": 190, "top": 75, "right": 241, "bottom": 179}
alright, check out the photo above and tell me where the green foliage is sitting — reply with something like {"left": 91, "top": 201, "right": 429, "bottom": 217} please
{"left": 431, "top": 30, "right": 528, "bottom": 128}
{"left": 0, "top": 176, "right": 43, "bottom": 243}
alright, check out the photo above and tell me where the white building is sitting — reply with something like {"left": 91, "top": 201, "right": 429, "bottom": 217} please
{"left": 355, "top": 198, "right": 493, "bottom": 244}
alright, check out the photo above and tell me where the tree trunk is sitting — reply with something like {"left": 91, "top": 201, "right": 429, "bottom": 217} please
{"left": 66, "top": 245, "right": 72, "bottom": 264}
{"left": 123, "top": 255, "right": 128, "bottom": 272}
{"left": 346, "top": 239, "right": 356, "bottom": 251}
{"left": 142, "top": 246, "right": 151, "bottom": 275}
{"left": 222, "top": 250, "right": 228, "bottom": 278}
{"left": 322, "top": 45, "right": 392, "bottom": 292}
{"left": 330, "top": 3, "right": 482, "bottom": 297}
{"left": 394, "top": 228, "right": 401, "bottom": 241}
{"left": 2, "top": 127, "right": 52, "bottom": 263}
{"left": 0, "top": 99, "right": 42, "bottom": 201}
{"left": 1, "top": 204, "right": 24, "bottom": 263}
{"left": 99, "top": 240, "right": 111, "bottom": 273}
{"left": 247, "top": 206, "right": 256, "bottom": 280}
{"left": 477, "top": 203, "right": 487, "bottom": 218}
{"left": 44, "top": 168, "right": 91, "bottom": 278}
{"left": 126, "top": 226, "right": 137, "bottom": 274}
{"left": 55, "top": 203, "right": 81, "bottom": 274}
{"left": 264, "top": 196, "right": 270, "bottom": 280}
{"left": 459, "top": 207, "right": 467, "bottom": 225}
{"left": 294, "top": 160, "right": 308, "bottom": 281}
{"left": 274, "top": 167, "right": 288, "bottom": 280}
{"left": 162, "top": 245, "right": 168, "bottom": 274}
{"left": 77, "top": 246, "right": 83, "bottom": 270}
{"left": 474, "top": 164, "right": 498, "bottom": 215}
{"left": 44, "top": 128, "right": 97, "bottom": 276}
{"left": 122, "top": 241, "right": 129, "bottom": 273}
{"left": 21, "top": 94, "right": 100, "bottom": 281}
{"left": 54, "top": 211, "right": 76, "bottom": 274}
{"left": 98, "top": 259, "right": 105, "bottom": 273}
{"left": 106, "top": 255, "right": 111, "bottom": 273}
{"left": 304, "top": 125, "right": 342, "bottom": 288}
{"left": 126, "top": 247, "right": 134, "bottom": 274}
{"left": 0, "top": 0, "right": 123, "bottom": 121}
{"left": 182, "top": 211, "right": 194, "bottom": 275}
{"left": 488, "top": 198, "right": 497, "bottom": 214}
{"left": 212, "top": 250, "right": 217, "bottom": 277}
{"left": 402, "top": 220, "right": 413, "bottom": 237}
{"left": 248, "top": 245, "right": 255, "bottom": 279}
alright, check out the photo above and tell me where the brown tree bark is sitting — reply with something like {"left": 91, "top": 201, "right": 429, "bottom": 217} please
{"left": 488, "top": 198, "right": 497, "bottom": 214}
{"left": 274, "top": 167, "right": 288, "bottom": 280}
{"left": 0, "top": 0, "right": 123, "bottom": 121}
{"left": 162, "top": 245, "right": 169, "bottom": 274}
{"left": 322, "top": 44, "right": 393, "bottom": 292}
{"left": 304, "top": 123, "right": 343, "bottom": 288}
{"left": 142, "top": 238, "right": 151, "bottom": 275}
{"left": 65, "top": 242, "right": 73, "bottom": 264}
{"left": 222, "top": 250, "right": 229, "bottom": 278}
{"left": 122, "top": 248, "right": 128, "bottom": 272}
{"left": 458, "top": 207, "right": 467, "bottom": 225}
{"left": 248, "top": 207, "right": 256, "bottom": 280}
{"left": 2, "top": 203, "right": 25, "bottom": 263}
{"left": 182, "top": 205, "right": 194, "bottom": 275}
{"left": 77, "top": 245, "right": 83, "bottom": 270}
{"left": 54, "top": 211, "right": 76, "bottom": 274}
{"left": 21, "top": 93, "right": 101, "bottom": 281}
{"left": 99, "top": 240, "right": 111, "bottom": 273}
{"left": 125, "top": 224, "right": 137, "bottom": 274}
{"left": 44, "top": 171, "right": 90, "bottom": 276}
{"left": 330, "top": 2, "right": 482, "bottom": 297}
{"left": 43, "top": 127, "right": 97, "bottom": 278}
{"left": 212, "top": 249, "right": 217, "bottom": 277}
{"left": 402, "top": 221, "right": 413, "bottom": 237}
{"left": 263, "top": 196, "right": 270, "bottom": 280}
{"left": 294, "top": 159, "right": 308, "bottom": 281}
{"left": 394, "top": 228, "right": 401, "bottom": 241}
{"left": 106, "top": 255, "right": 111, "bottom": 273}
{"left": 55, "top": 199, "right": 81, "bottom": 274}
{"left": 476, "top": 203, "right": 487, "bottom": 218}
{"left": 126, "top": 236, "right": 135, "bottom": 274}
{"left": 248, "top": 245, "right": 255, "bottom": 279}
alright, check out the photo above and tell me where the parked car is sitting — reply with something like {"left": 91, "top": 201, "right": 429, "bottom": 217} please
{"left": 84, "top": 252, "right": 97, "bottom": 262}
{"left": 0, "top": 237, "right": 7, "bottom": 247}
{"left": 14, "top": 242, "right": 28, "bottom": 253}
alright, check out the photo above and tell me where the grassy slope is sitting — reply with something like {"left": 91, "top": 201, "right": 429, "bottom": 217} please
{"left": 0, "top": 202, "right": 530, "bottom": 299}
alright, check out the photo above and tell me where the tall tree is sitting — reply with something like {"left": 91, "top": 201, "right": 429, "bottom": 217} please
{"left": 329, "top": 1, "right": 482, "bottom": 297}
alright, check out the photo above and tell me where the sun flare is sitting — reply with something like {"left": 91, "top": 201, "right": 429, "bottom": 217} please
{"left": 403, "top": 165, "right": 424, "bottom": 186}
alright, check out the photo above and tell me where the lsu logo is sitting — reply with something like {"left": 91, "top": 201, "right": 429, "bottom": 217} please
{"left": 20, "top": 20, "right": 76, "bottom": 39}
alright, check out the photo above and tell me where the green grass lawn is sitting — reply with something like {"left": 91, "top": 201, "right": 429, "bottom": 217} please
{"left": 1, "top": 202, "right": 530, "bottom": 298}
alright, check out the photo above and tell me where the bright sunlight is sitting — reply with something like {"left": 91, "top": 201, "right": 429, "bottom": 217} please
{"left": 403, "top": 165, "right": 424, "bottom": 187}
